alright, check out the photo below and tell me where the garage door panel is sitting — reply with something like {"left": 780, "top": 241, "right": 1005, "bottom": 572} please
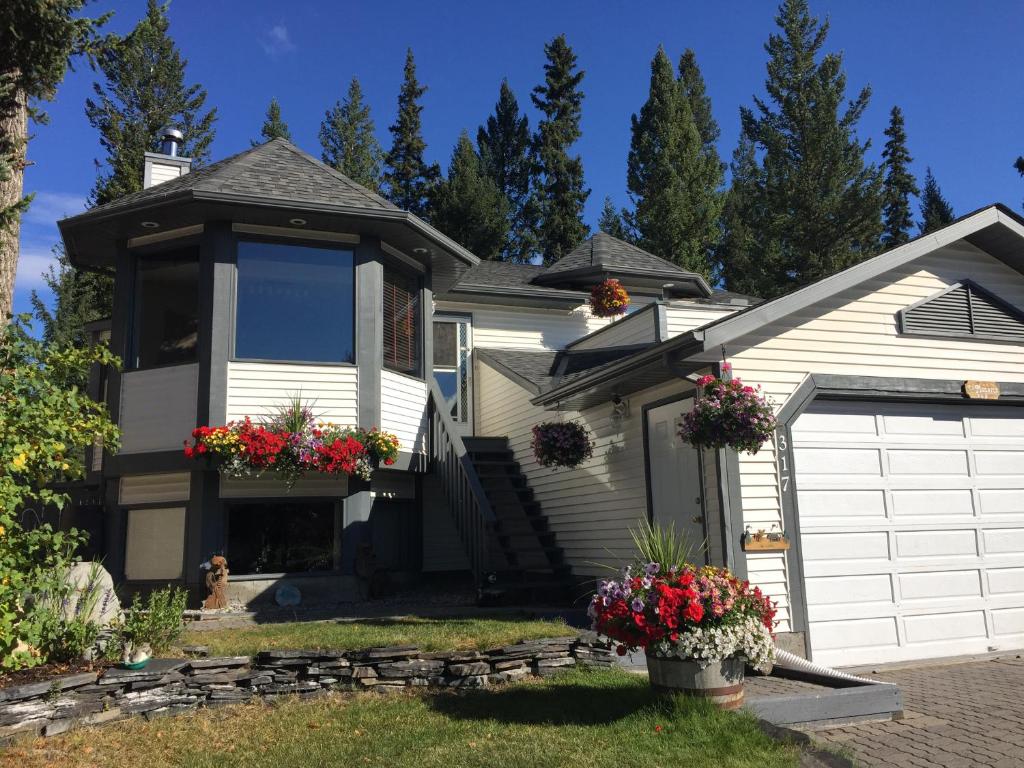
{"left": 801, "top": 531, "right": 890, "bottom": 562}
{"left": 975, "top": 450, "right": 1024, "bottom": 476}
{"left": 895, "top": 529, "right": 977, "bottom": 559}
{"left": 796, "top": 447, "right": 881, "bottom": 476}
{"left": 891, "top": 489, "right": 974, "bottom": 518}
{"left": 795, "top": 400, "right": 1024, "bottom": 665}
{"left": 888, "top": 449, "right": 969, "bottom": 476}
{"left": 898, "top": 569, "right": 982, "bottom": 601}
{"left": 797, "top": 489, "right": 887, "bottom": 525}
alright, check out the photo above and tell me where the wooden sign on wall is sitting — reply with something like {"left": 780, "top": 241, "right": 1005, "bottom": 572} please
{"left": 963, "top": 380, "right": 1000, "bottom": 400}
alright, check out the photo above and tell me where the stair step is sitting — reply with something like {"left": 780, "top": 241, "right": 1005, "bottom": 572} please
{"left": 463, "top": 436, "right": 510, "bottom": 452}
{"left": 493, "top": 518, "right": 549, "bottom": 534}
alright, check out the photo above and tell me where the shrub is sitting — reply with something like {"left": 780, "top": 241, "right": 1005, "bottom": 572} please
{"left": 38, "top": 561, "right": 108, "bottom": 663}
{"left": 108, "top": 586, "right": 188, "bottom": 658}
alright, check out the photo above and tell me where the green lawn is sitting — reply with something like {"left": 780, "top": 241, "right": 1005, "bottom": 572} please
{"left": 177, "top": 614, "right": 577, "bottom": 657}
{"left": 5, "top": 667, "right": 799, "bottom": 768}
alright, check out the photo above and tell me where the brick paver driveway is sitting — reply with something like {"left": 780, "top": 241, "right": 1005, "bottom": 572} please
{"left": 812, "top": 656, "right": 1024, "bottom": 767}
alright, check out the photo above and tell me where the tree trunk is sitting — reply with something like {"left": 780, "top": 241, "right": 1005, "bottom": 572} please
{"left": 0, "top": 81, "right": 28, "bottom": 323}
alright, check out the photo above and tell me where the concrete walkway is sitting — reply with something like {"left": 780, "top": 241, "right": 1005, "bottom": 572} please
{"left": 811, "top": 655, "right": 1024, "bottom": 767}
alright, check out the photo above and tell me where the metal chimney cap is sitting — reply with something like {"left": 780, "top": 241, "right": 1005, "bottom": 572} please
{"left": 160, "top": 126, "right": 184, "bottom": 141}
{"left": 159, "top": 126, "right": 184, "bottom": 157}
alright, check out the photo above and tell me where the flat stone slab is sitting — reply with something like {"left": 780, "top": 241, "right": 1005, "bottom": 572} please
{"left": 353, "top": 646, "right": 420, "bottom": 661}
{"left": 187, "top": 656, "right": 250, "bottom": 670}
{"left": 0, "top": 671, "right": 100, "bottom": 702}
{"left": 100, "top": 659, "right": 188, "bottom": 684}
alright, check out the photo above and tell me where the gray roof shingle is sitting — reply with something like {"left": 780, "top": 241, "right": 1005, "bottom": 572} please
{"left": 539, "top": 232, "right": 696, "bottom": 278}
{"left": 476, "top": 345, "right": 646, "bottom": 395}
{"left": 81, "top": 138, "right": 398, "bottom": 216}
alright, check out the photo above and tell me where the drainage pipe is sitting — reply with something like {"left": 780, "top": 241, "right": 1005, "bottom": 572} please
{"left": 772, "top": 648, "right": 883, "bottom": 686}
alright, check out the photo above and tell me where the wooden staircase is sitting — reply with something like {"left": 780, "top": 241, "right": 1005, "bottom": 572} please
{"left": 462, "top": 436, "right": 575, "bottom": 605}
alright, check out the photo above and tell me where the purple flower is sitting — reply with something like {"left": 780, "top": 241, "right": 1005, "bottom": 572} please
{"left": 644, "top": 562, "right": 660, "bottom": 576}
{"left": 631, "top": 598, "right": 645, "bottom": 612}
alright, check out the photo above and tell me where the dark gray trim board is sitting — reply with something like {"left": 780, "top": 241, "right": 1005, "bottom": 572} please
{"left": 355, "top": 237, "right": 383, "bottom": 429}
{"left": 773, "top": 373, "right": 1024, "bottom": 657}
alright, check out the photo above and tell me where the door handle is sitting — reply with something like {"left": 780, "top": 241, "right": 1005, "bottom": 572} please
{"left": 692, "top": 515, "right": 705, "bottom": 524}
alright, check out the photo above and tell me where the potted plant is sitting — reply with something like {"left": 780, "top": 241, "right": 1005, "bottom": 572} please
{"left": 531, "top": 419, "right": 594, "bottom": 469}
{"left": 588, "top": 523, "right": 776, "bottom": 709}
{"left": 589, "top": 278, "right": 630, "bottom": 318}
{"left": 678, "top": 363, "right": 777, "bottom": 454}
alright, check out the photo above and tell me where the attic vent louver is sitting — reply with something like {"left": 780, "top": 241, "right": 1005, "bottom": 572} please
{"left": 899, "top": 281, "right": 1024, "bottom": 342}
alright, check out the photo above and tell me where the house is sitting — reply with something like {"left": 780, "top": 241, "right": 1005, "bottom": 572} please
{"left": 58, "top": 133, "right": 1024, "bottom": 666}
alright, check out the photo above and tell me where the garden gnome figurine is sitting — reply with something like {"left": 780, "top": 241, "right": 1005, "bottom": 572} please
{"left": 204, "top": 554, "right": 229, "bottom": 609}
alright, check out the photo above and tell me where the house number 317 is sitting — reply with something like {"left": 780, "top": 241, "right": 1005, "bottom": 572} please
{"left": 776, "top": 429, "right": 790, "bottom": 493}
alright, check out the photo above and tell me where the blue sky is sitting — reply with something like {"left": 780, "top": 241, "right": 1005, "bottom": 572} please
{"left": 14, "top": 0, "right": 1024, "bottom": 316}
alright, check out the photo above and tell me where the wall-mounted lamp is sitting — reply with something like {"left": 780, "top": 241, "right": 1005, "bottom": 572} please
{"left": 611, "top": 394, "right": 629, "bottom": 419}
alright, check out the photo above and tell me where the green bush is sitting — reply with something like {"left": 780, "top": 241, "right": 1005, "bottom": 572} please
{"left": 108, "top": 587, "right": 188, "bottom": 658}
{"left": 38, "top": 562, "right": 108, "bottom": 663}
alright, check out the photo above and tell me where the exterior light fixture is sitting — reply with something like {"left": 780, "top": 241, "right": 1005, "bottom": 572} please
{"left": 140, "top": 221, "right": 159, "bottom": 229}
{"left": 289, "top": 217, "right": 307, "bottom": 226}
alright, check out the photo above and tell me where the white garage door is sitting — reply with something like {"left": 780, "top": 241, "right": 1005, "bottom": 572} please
{"left": 792, "top": 400, "right": 1024, "bottom": 667}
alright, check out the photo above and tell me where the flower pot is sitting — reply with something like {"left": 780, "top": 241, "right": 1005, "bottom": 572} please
{"left": 645, "top": 653, "right": 745, "bottom": 710}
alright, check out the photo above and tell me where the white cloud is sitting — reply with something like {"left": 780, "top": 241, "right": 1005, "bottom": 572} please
{"left": 23, "top": 191, "right": 87, "bottom": 226}
{"left": 13, "top": 244, "right": 59, "bottom": 294}
{"left": 260, "top": 25, "right": 294, "bottom": 57}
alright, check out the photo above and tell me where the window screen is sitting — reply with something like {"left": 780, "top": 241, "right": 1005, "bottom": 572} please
{"left": 383, "top": 267, "right": 421, "bottom": 375}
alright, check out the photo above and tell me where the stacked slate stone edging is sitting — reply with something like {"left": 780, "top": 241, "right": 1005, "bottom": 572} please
{"left": 0, "top": 634, "right": 614, "bottom": 742}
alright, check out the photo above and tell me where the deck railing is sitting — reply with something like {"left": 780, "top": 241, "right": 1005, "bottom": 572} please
{"left": 427, "top": 380, "right": 495, "bottom": 584}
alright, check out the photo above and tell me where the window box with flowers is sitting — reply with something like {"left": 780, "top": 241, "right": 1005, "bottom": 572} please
{"left": 531, "top": 419, "right": 594, "bottom": 469}
{"left": 589, "top": 526, "right": 777, "bottom": 708}
{"left": 184, "top": 399, "right": 400, "bottom": 487}
{"left": 678, "top": 363, "right": 777, "bottom": 455}
{"left": 589, "top": 278, "right": 630, "bottom": 318}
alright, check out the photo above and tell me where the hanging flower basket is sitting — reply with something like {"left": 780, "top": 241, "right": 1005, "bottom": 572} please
{"left": 678, "top": 364, "right": 776, "bottom": 455}
{"left": 184, "top": 399, "right": 400, "bottom": 485}
{"left": 531, "top": 420, "right": 594, "bottom": 469}
{"left": 590, "top": 278, "right": 630, "bottom": 318}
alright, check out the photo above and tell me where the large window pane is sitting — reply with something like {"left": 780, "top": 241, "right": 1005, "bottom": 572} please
{"left": 383, "top": 267, "right": 420, "bottom": 375}
{"left": 235, "top": 240, "right": 354, "bottom": 363}
{"left": 227, "top": 502, "right": 336, "bottom": 574}
{"left": 133, "top": 252, "right": 199, "bottom": 369}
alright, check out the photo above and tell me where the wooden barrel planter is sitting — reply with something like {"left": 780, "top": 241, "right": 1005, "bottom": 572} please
{"left": 645, "top": 654, "right": 745, "bottom": 710}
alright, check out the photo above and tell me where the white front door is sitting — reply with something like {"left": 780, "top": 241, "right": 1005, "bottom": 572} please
{"left": 432, "top": 316, "right": 473, "bottom": 436}
{"left": 793, "top": 400, "right": 1024, "bottom": 666}
{"left": 646, "top": 399, "right": 706, "bottom": 559}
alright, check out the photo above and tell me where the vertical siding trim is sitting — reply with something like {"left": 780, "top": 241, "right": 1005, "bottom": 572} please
{"left": 356, "top": 237, "right": 382, "bottom": 428}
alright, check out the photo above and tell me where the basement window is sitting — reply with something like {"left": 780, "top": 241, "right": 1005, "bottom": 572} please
{"left": 898, "top": 281, "right": 1024, "bottom": 343}
{"left": 226, "top": 501, "right": 338, "bottom": 574}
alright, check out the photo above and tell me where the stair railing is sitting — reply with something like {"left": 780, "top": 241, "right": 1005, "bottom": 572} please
{"left": 426, "top": 379, "right": 496, "bottom": 585}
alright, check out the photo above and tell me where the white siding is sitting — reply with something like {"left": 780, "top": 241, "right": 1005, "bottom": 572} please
{"left": 663, "top": 303, "right": 739, "bottom": 338}
{"left": 220, "top": 474, "right": 349, "bottom": 498}
{"left": 435, "top": 301, "right": 608, "bottom": 351}
{"left": 148, "top": 161, "right": 182, "bottom": 186}
{"left": 727, "top": 243, "right": 1024, "bottom": 632}
{"left": 119, "top": 472, "right": 191, "bottom": 505}
{"left": 570, "top": 307, "right": 657, "bottom": 350}
{"left": 119, "top": 364, "right": 198, "bottom": 453}
{"left": 380, "top": 369, "right": 427, "bottom": 453}
{"left": 478, "top": 361, "right": 696, "bottom": 575}
{"left": 226, "top": 361, "right": 358, "bottom": 425}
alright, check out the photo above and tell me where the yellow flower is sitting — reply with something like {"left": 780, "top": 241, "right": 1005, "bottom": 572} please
{"left": 0, "top": 525, "right": 5, "bottom": 537}
{"left": 12, "top": 453, "right": 27, "bottom": 469}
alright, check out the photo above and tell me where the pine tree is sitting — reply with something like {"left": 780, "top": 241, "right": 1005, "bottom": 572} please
{"left": 531, "top": 34, "right": 589, "bottom": 264}
{"left": 598, "top": 196, "right": 629, "bottom": 241}
{"left": 477, "top": 80, "right": 537, "bottom": 262}
{"left": 430, "top": 132, "right": 510, "bottom": 259}
{"left": 717, "top": 0, "right": 884, "bottom": 299}
{"left": 919, "top": 167, "right": 955, "bottom": 234}
{"left": 625, "top": 47, "right": 723, "bottom": 278}
{"left": 253, "top": 97, "right": 291, "bottom": 145}
{"left": 86, "top": 0, "right": 216, "bottom": 206}
{"left": 0, "top": 0, "right": 108, "bottom": 320}
{"left": 32, "top": 0, "right": 215, "bottom": 342}
{"left": 880, "top": 106, "right": 918, "bottom": 248}
{"left": 677, "top": 49, "right": 720, "bottom": 149}
{"left": 320, "top": 77, "right": 383, "bottom": 191}
{"left": 383, "top": 49, "right": 440, "bottom": 217}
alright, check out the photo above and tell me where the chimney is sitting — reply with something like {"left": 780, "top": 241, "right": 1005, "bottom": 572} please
{"left": 143, "top": 126, "right": 192, "bottom": 189}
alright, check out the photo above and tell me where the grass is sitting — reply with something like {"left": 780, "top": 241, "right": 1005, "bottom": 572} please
{"left": 2, "top": 667, "right": 800, "bottom": 768}
{"left": 176, "top": 614, "right": 577, "bottom": 657}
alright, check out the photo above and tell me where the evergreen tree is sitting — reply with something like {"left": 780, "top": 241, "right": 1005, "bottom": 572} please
{"left": 597, "top": 196, "right": 629, "bottom": 241}
{"left": 625, "top": 47, "right": 723, "bottom": 278}
{"left": 383, "top": 49, "right": 440, "bottom": 217}
{"left": 0, "top": 0, "right": 108, "bottom": 320}
{"left": 880, "top": 106, "right": 918, "bottom": 248}
{"left": 430, "top": 132, "right": 510, "bottom": 259}
{"left": 86, "top": 0, "right": 216, "bottom": 206}
{"left": 919, "top": 167, "right": 955, "bottom": 234}
{"left": 477, "top": 80, "right": 537, "bottom": 262}
{"left": 32, "top": 0, "right": 215, "bottom": 342}
{"left": 717, "top": 0, "right": 884, "bottom": 299}
{"left": 253, "top": 97, "right": 291, "bottom": 145}
{"left": 531, "top": 34, "right": 589, "bottom": 264}
{"left": 320, "top": 77, "right": 383, "bottom": 191}
{"left": 677, "top": 49, "right": 720, "bottom": 149}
